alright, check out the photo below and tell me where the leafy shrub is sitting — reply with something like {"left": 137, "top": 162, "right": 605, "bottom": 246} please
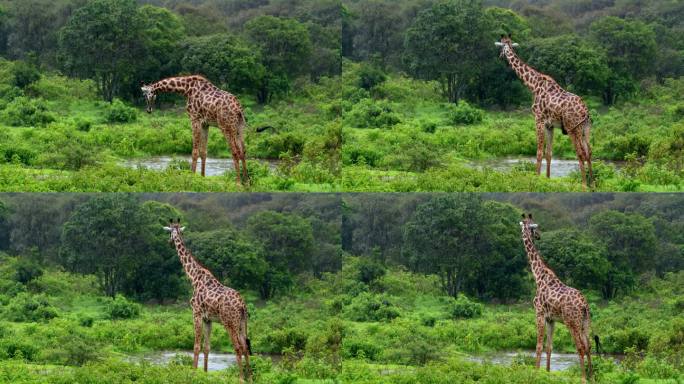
{"left": 11, "top": 62, "right": 40, "bottom": 89}
{"left": 13, "top": 259, "right": 43, "bottom": 284}
{"left": 263, "top": 327, "right": 309, "bottom": 353}
{"left": 0, "top": 145, "right": 37, "bottom": 165}
{"left": 344, "top": 292, "right": 400, "bottom": 322}
{"left": 602, "top": 134, "right": 651, "bottom": 160}
{"left": 104, "top": 99, "right": 137, "bottom": 123}
{"left": 447, "top": 101, "right": 484, "bottom": 125}
{"left": 74, "top": 118, "right": 93, "bottom": 132}
{"left": 106, "top": 295, "right": 141, "bottom": 320}
{"left": 449, "top": 294, "right": 484, "bottom": 319}
{"left": 345, "top": 98, "right": 401, "bottom": 128}
{"left": 355, "top": 258, "right": 386, "bottom": 284}
{"left": 357, "top": 64, "right": 387, "bottom": 90}
{"left": 343, "top": 339, "right": 381, "bottom": 360}
{"left": 2, "top": 293, "right": 59, "bottom": 322}
{"left": 0, "top": 96, "right": 55, "bottom": 126}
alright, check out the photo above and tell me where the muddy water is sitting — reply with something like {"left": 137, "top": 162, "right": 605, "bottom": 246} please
{"left": 121, "top": 156, "right": 280, "bottom": 176}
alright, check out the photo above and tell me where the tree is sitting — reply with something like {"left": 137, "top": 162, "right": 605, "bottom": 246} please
{"left": 590, "top": 17, "right": 657, "bottom": 104}
{"left": 5, "top": 0, "right": 69, "bottom": 65}
{"left": 247, "top": 211, "right": 314, "bottom": 298}
{"left": 349, "top": 0, "right": 404, "bottom": 67}
{"left": 537, "top": 228, "right": 611, "bottom": 291}
{"left": 60, "top": 195, "right": 181, "bottom": 299}
{"left": 185, "top": 228, "right": 267, "bottom": 291}
{"left": 59, "top": 0, "right": 145, "bottom": 101}
{"left": 132, "top": 5, "right": 185, "bottom": 94}
{"left": 526, "top": 34, "right": 610, "bottom": 97}
{"left": 179, "top": 34, "right": 265, "bottom": 95}
{"left": 245, "top": 16, "right": 312, "bottom": 103}
{"left": 402, "top": 195, "right": 523, "bottom": 298}
{"left": 404, "top": 0, "right": 493, "bottom": 103}
{"left": 589, "top": 211, "right": 657, "bottom": 298}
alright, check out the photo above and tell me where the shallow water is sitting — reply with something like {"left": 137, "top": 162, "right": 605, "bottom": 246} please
{"left": 121, "top": 156, "right": 280, "bottom": 176}
{"left": 127, "top": 351, "right": 281, "bottom": 371}
{"left": 468, "top": 157, "right": 622, "bottom": 178}
{"left": 131, "top": 350, "right": 616, "bottom": 372}
{"left": 466, "top": 350, "right": 621, "bottom": 371}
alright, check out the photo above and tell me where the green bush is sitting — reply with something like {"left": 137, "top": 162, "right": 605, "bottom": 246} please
{"left": 11, "top": 62, "right": 40, "bottom": 89}
{"left": 345, "top": 98, "right": 401, "bottom": 128}
{"left": 263, "top": 327, "right": 309, "bottom": 353}
{"left": 104, "top": 99, "right": 138, "bottom": 123}
{"left": 106, "top": 295, "right": 141, "bottom": 320}
{"left": 0, "top": 96, "right": 55, "bottom": 126}
{"left": 357, "top": 64, "right": 387, "bottom": 91}
{"left": 2, "top": 293, "right": 59, "bottom": 322}
{"left": 0, "top": 145, "right": 37, "bottom": 165}
{"left": 449, "top": 294, "right": 484, "bottom": 319}
{"left": 344, "top": 292, "right": 401, "bottom": 322}
{"left": 74, "top": 118, "right": 93, "bottom": 132}
{"left": 447, "top": 101, "right": 484, "bottom": 125}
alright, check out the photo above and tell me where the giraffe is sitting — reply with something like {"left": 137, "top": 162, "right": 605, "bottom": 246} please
{"left": 141, "top": 75, "right": 249, "bottom": 185}
{"left": 519, "top": 213, "right": 593, "bottom": 383}
{"left": 496, "top": 34, "right": 594, "bottom": 190}
{"left": 164, "top": 219, "right": 252, "bottom": 383}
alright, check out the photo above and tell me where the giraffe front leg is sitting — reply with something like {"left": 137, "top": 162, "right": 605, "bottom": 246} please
{"left": 192, "top": 314, "right": 203, "bottom": 369}
{"left": 534, "top": 120, "right": 546, "bottom": 176}
{"left": 202, "top": 320, "right": 212, "bottom": 372}
{"left": 199, "top": 126, "right": 209, "bottom": 177}
{"left": 190, "top": 120, "right": 202, "bottom": 174}
{"left": 545, "top": 319, "right": 555, "bottom": 372}
{"left": 544, "top": 127, "right": 554, "bottom": 178}
{"left": 535, "top": 315, "right": 545, "bottom": 369}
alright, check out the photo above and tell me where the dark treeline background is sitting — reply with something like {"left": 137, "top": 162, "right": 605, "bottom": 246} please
{"left": 0, "top": 193, "right": 342, "bottom": 302}
{"left": 342, "top": 193, "right": 684, "bottom": 301}
{"left": 342, "top": 0, "right": 683, "bottom": 106}
{"left": 0, "top": 0, "right": 341, "bottom": 102}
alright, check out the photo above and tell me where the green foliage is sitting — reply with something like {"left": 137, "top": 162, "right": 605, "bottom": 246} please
{"left": 2, "top": 292, "right": 58, "bottom": 322}
{"left": 0, "top": 96, "right": 55, "bottom": 126}
{"left": 447, "top": 100, "right": 484, "bottom": 125}
{"left": 104, "top": 99, "right": 137, "bottom": 123}
{"left": 10, "top": 62, "right": 40, "bottom": 89}
{"left": 343, "top": 292, "right": 400, "bottom": 322}
{"left": 449, "top": 294, "right": 484, "bottom": 319}
{"left": 345, "top": 98, "right": 400, "bottom": 128}
{"left": 106, "top": 294, "right": 141, "bottom": 320}
{"left": 357, "top": 63, "right": 387, "bottom": 91}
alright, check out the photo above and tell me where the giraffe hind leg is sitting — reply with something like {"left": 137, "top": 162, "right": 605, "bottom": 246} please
{"left": 545, "top": 319, "right": 555, "bottom": 372}
{"left": 202, "top": 320, "right": 212, "bottom": 372}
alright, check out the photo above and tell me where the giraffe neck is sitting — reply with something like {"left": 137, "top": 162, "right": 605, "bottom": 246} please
{"left": 150, "top": 77, "right": 192, "bottom": 96}
{"left": 521, "top": 228, "right": 557, "bottom": 287}
{"left": 504, "top": 47, "right": 546, "bottom": 93}
{"left": 171, "top": 231, "right": 209, "bottom": 287}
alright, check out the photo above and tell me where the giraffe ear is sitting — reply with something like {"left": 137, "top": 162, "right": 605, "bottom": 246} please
{"left": 163, "top": 226, "right": 172, "bottom": 231}
{"left": 511, "top": 43, "right": 519, "bottom": 47}
{"left": 180, "top": 226, "right": 186, "bottom": 232}
{"left": 495, "top": 42, "right": 503, "bottom": 46}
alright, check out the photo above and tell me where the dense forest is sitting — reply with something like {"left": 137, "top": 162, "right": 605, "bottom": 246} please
{"left": 0, "top": 0, "right": 341, "bottom": 192}
{"left": 342, "top": 0, "right": 684, "bottom": 192}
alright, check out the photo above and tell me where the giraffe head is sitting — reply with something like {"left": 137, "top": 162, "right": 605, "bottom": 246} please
{"left": 495, "top": 33, "right": 519, "bottom": 58}
{"left": 519, "top": 213, "right": 540, "bottom": 240}
{"left": 163, "top": 218, "right": 185, "bottom": 244}
{"left": 140, "top": 83, "right": 156, "bottom": 113}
